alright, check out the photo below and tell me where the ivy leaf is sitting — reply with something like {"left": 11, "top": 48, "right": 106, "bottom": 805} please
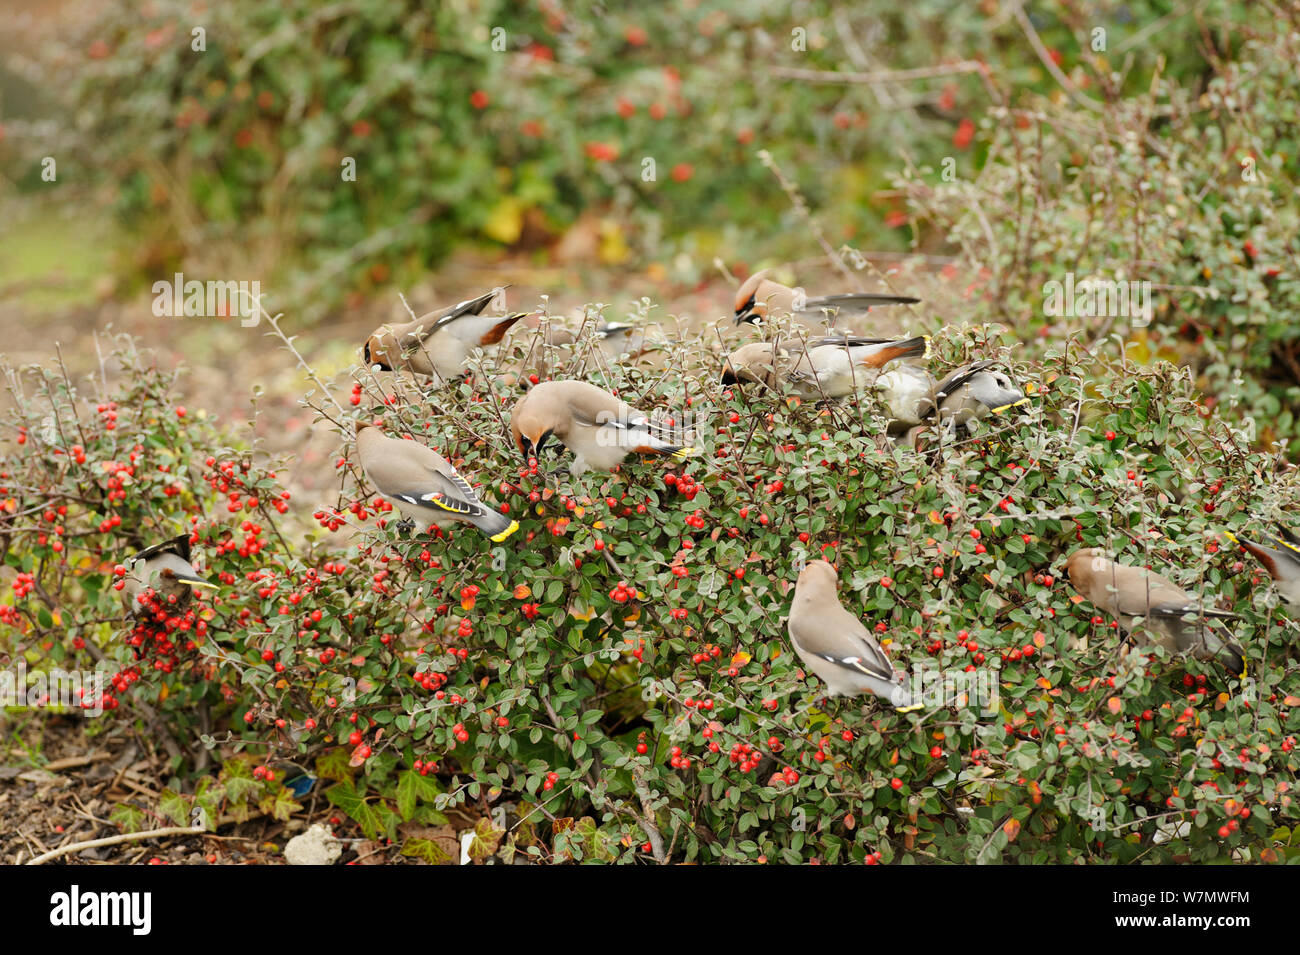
{"left": 401, "top": 837, "right": 454, "bottom": 865}
{"left": 259, "top": 786, "right": 303, "bottom": 823}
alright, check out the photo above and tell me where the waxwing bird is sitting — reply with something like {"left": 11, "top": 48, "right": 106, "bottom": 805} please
{"left": 787, "top": 560, "right": 921, "bottom": 710}
{"left": 510, "top": 380, "right": 696, "bottom": 476}
{"left": 887, "top": 360, "right": 1032, "bottom": 434}
{"left": 121, "top": 534, "right": 216, "bottom": 617}
{"left": 733, "top": 269, "right": 919, "bottom": 328}
{"left": 720, "top": 341, "right": 793, "bottom": 388}
{"left": 785, "top": 335, "right": 929, "bottom": 400}
{"left": 1064, "top": 548, "right": 1247, "bottom": 678}
{"left": 363, "top": 288, "right": 529, "bottom": 383}
{"left": 1225, "top": 526, "right": 1300, "bottom": 607}
{"left": 355, "top": 424, "right": 518, "bottom": 542}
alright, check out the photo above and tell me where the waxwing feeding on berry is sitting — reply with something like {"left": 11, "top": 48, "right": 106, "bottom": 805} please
{"left": 888, "top": 360, "right": 1034, "bottom": 435}
{"left": 1225, "top": 525, "right": 1300, "bottom": 607}
{"left": 733, "top": 269, "right": 920, "bottom": 329}
{"left": 787, "top": 560, "right": 921, "bottom": 710}
{"left": 721, "top": 341, "right": 792, "bottom": 388}
{"left": 354, "top": 424, "right": 519, "bottom": 542}
{"left": 1064, "top": 548, "right": 1247, "bottom": 678}
{"left": 121, "top": 534, "right": 216, "bottom": 618}
{"left": 363, "top": 287, "right": 529, "bottom": 384}
{"left": 510, "top": 379, "right": 696, "bottom": 477}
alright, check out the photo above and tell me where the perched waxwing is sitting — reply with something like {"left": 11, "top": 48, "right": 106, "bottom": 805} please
{"left": 363, "top": 288, "right": 529, "bottom": 383}
{"left": 355, "top": 424, "right": 518, "bottom": 542}
{"left": 785, "top": 335, "right": 929, "bottom": 400}
{"left": 733, "top": 269, "right": 919, "bottom": 328}
{"left": 510, "top": 380, "right": 696, "bottom": 476}
{"left": 1225, "top": 526, "right": 1300, "bottom": 607}
{"left": 1064, "top": 548, "right": 1247, "bottom": 678}
{"left": 720, "top": 341, "right": 791, "bottom": 388}
{"left": 787, "top": 560, "right": 921, "bottom": 710}
{"left": 121, "top": 534, "right": 216, "bottom": 617}
{"left": 885, "top": 360, "right": 1032, "bottom": 435}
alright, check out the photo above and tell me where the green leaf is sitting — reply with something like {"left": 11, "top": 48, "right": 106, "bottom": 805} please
{"left": 401, "top": 837, "right": 453, "bottom": 865}
{"left": 326, "top": 780, "right": 385, "bottom": 840}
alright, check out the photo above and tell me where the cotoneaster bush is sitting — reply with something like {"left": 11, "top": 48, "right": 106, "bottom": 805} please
{"left": 3, "top": 322, "right": 1298, "bottom": 863}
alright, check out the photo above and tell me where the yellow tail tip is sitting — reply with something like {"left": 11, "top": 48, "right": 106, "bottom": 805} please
{"left": 921, "top": 335, "right": 932, "bottom": 359}
{"left": 895, "top": 703, "right": 924, "bottom": 713}
{"left": 672, "top": 447, "right": 699, "bottom": 460}
{"left": 1223, "top": 531, "right": 1239, "bottom": 545}
{"left": 490, "top": 520, "right": 520, "bottom": 543}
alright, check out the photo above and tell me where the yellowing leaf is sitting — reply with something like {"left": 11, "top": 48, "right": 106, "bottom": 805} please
{"left": 1003, "top": 818, "right": 1021, "bottom": 841}
{"left": 513, "top": 584, "right": 532, "bottom": 600}
{"left": 1036, "top": 677, "right": 1053, "bottom": 690}
{"left": 482, "top": 196, "right": 524, "bottom": 245}
{"left": 731, "top": 651, "right": 752, "bottom": 667}
{"left": 1108, "top": 697, "right": 1122, "bottom": 715}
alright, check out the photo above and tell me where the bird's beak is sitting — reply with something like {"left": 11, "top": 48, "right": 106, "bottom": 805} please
{"left": 178, "top": 575, "right": 219, "bottom": 590}
{"left": 721, "top": 367, "right": 739, "bottom": 385}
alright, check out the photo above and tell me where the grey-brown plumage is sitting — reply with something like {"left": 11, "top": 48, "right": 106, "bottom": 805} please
{"left": 787, "top": 560, "right": 921, "bottom": 710}
{"left": 1064, "top": 548, "right": 1247, "bottom": 678}
{"left": 510, "top": 380, "right": 696, "bottom": 476}
{"left": 722, "top": 335, "right": 928, "bottom": 398}
{"left": 355, "top": 424, "right": 518, "bottom": 541}
{"left": 885, "top": 360, "right": 1032, "bottom": 434}
{"left": 1226, "top": 526, "right": 1300, "bottom": 607}
{"left": 733, "top": 270, "right": 919, "bottom": 328}
{"left": 122, "top": 534, "right": 215, "bottom": 617}
{"left": 363, "top": 288, "right": 528, "bottom": 383}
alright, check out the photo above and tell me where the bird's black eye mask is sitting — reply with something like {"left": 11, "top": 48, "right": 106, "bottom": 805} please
{"left": 522, "top": 428, "right": 555, "bottom": 460}
{"left": 734, "top": 295, "right": 757, "bottom": 324}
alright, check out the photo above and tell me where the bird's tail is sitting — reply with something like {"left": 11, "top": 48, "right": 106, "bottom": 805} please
{"left": 857, "top": 336, "right": 930, "bottom": 369}
{"left": 888, "top": 680, "right": 924, "bottom": 713}
{"left": 470, "top": 510, "right": 520, "bottom": 543}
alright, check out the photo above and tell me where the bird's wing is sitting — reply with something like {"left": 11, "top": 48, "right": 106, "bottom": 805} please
{"left": 804, "top": 335, "right": 893, "bottom": 349}
{"left": 409, "top": 288, "right": 509, "bottom": 344}
{"left": 127, "top": 533, "right": 191, "bottom": 565}
{"left": 373, "top": 448, "right": 492, "bottom": 518}
{"left": 915, "top": 360, "right": 996, "bottom": 418}
{"left": 805, "top": 293, "right": 921, "bottom": 310}
{"left": 794, "top": 607, "right": 896, "bottom": 682}
{"left": 1114, "top": 575, "right": 1239, "bottom": 621}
